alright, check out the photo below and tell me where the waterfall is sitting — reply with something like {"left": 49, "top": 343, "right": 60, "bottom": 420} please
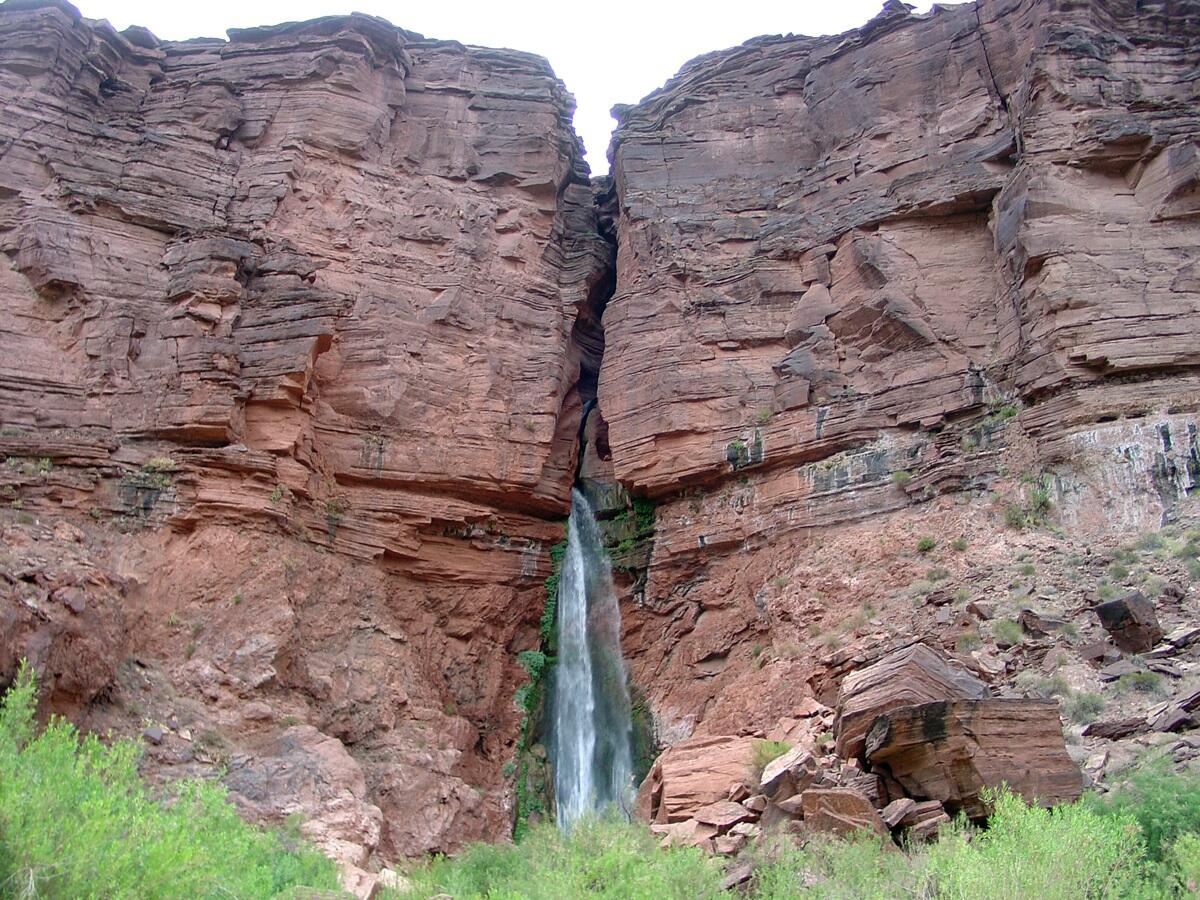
{"left": 550, "top": 487, "right": 634, "bottom": 827}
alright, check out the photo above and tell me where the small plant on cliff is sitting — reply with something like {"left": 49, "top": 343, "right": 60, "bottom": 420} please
{"left": 992, "top": 618, "right": 1023, "bottom": 647}
{"left": 755, "top": 407, "right": 773, "bottom": 425}
{"left": 0, "top": 662, "right": 338, "bottom": 896}
{"left": 916, "top": 536, "right": 936, "bottom": 553}
{"left": 891, "top": 469, "right": 913, "bottom": 488}
{"left": 748, "top": 739, "right": 791, "bottom": 784}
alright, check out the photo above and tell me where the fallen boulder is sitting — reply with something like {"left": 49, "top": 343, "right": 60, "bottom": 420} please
{"left": 864, "top": 699, "right": 1081, "bottom": 817}
{"left": 759, "top": 745, "right": 817, "bottom": 799}
{"left": 833, "top": 643, "right": 989, "bottom": 759}
{"left": 799, "top": 787, "right": 888, "bottom": 837}
{"left": 635, "top": 735, "right": 756, "bottom": 823}
{"left": 1094, "top": 591, "right": 1162, "bottom": 653}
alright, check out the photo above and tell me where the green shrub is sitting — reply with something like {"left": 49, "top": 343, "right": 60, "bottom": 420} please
{"left": 1168, "top": 832, "right": 1200, "bottom": 895}
{"left": 1115, "top": 670, "right": 1167, "bottom": 697}
{"left": 926, "top": 788, "right": 1151, "bottom": 899}
{"left": 749, "top": 739, "right": 791, "bottom": 783}
{"left": 891, "top": 470, "right": 913, "bottom": 488}
{"left": 955, "top": 630, "right": 982, "bottom": 652}
{"left": 951, "top": 537, "right": 968, "bottom": 552}
{"left": 1015, "top": 672, "right": 1070, "bottom": 699}
{"left": 916, "top": 536, "right": 936, "bottom": 553}
{"left": 396, "top": 816, "right": 723, "bottom": 900}
{"left": 1086, "top": 760, "right": 1200, "bottom": 862}
{"left": 1063, "top": 691, "right": 1105, "bottom": 725}
{"left": 1004, "top": 504, "right": 1026, "bottom": 529}
{"left": 991, "top": 618, "right": 1023, "bottom": 646}
{"left": 0, "top": 663, "right": 338, "bottom": 898}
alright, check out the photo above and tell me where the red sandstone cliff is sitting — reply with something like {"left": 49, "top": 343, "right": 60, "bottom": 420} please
{"left": 1, "top": 0, "right": 1199, "bottom": 879}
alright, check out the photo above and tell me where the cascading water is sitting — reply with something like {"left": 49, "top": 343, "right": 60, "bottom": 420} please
{"left": 550, "top": 487, "right": 634, "bottom": 827}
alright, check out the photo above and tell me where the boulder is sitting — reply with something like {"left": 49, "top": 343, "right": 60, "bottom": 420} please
{"left": 865, "top": 699, "right": 1082, "bottom": 817}
{"left": 834, "top": 643, "right": 989, "bottom": 759}
{"left": 880, "top": 797, "right": 916, "bottom": 828}
{"left": 1094, "top": 591, "right": 1163, "bottom": 653}
{"left": 635, "top": 735, "right": 756, "bottom": 823}
{"left": 799, "top": 787, "right": 888, "bottom": 837}
{"left": 759, "top": 746, "right": 818, "bottom": 799}
{"left": 692, "top": 800, "right": 754, "bottom": 830}
{"left": 1082, "top": 717, "right": 1146, "bottom": 740}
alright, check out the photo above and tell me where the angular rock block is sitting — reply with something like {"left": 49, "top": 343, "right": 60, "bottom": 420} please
{"left": 759, "top": 745, "right": 818, "bottom": 800}
{"left": 635, "top": 735, "right": 756, "bottom": 823}
{"left": 834, "top": 643, "right": 990, "bottom": 759}
{"left": 1094, "top": 591, "right": 1163, "bottom": 653}
{"left": 864, "top": 699, "right": 1082, "bottom": 817}
{"left": 799, "top": 787, "right": 888, "bottom": 837}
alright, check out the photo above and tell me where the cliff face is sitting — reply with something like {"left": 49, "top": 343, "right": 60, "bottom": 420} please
{"left": 0, "top": 0, "right": 610, "bottom": 865}
{"left": 1, "top": 0, "right": 1199, "bottom": 875}
{"left": 606, "top": 0, "right": 1200, "bottom": 741}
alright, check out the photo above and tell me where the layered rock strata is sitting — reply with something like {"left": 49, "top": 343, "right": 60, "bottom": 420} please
{"left": 1, "top": 0, "right": 1199, "bottom": 873}
{"left": 0, "top": 0, "right": 611, "bottom": 865}
{"left": 608, "top": 0, "right": 1200, "bottom": 745}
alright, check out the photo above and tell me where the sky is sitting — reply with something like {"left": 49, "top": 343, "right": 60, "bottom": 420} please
{"left": 73, "top": 1, "right": 950, "bottom": 174}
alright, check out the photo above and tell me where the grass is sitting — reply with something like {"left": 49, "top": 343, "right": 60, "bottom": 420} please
{"left": 0, "top": 663, "right": 338, "bottom": 898}
{"left": 1115, "top": 670, "right": 1168, "bottom": 698}
{"left": 916, "top": 536, "right": 936, "bottom": 553}
{"left": 951, "top": 537, "right": 968, "bottom": 551}
{"left": 396, "top": 815, "right": 723, "bottom": 900}
{"left": 394, "top": 781, "right": 1200, "bottom": 899}
{"left": 991, "top": 618, "right": 1023, "bottom": 646}
{"left": 749, "top": 739, "right": 790, "bottom": 783}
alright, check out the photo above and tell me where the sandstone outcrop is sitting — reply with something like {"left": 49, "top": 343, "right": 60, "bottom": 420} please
{"left": 0, "top": 0, "right": 610, "bottom": 863}
{"left": 834, "top": 643, "right": 989, "bottom": 759}
{"left": 865, "top": 699, "right": 1083, "bottom": 816}
{"left": 610, "top": 0, "right": 1200, "bottom": 744}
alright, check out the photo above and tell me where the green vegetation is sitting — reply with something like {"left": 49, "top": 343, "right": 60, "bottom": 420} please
{"left": 955, "top": 629, "right": 982, "bottom": 652}
{"left": 4, "top": 456, "right": 52, "bottom": 477}
{"left": 0, "top": 663, "right": 338, "bottom": 898}
{"left": 1115, "top": 670, "right": 1168, "bottom": 698}
{"left": 748, "top": 739, "right": 790, "bottom": 783}
{"left": 916, "top": 536, "right": 936, "bottom": 553}
{"left": 511, "top": 531, "right": 568, "bottom": 839}
{"left": 755, "top": 408, "right": 773, "bottom": 425}
{"left": 1085, "top": 761, "right": 1200, "bottom": 863}
{"left": 396, "top": 815, "right": 722, "bottom": 899}
{"left": 951, "top": 536, "right": 968, "bottom": 552}
{"left": 394, "top": 780, "right": 1200, "bottom": 899}
{"left": 991, "top": 618, "right": 1023, "bottom": 646}
{"left": 891, "top": 469, "right": 913, "bottom": 488}
{"left": 1063, "top": 691, "right": 1106, "bottom": 725}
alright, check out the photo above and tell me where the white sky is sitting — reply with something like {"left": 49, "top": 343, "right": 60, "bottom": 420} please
{"left": 73, "top": 1, "right": 950, "bottom": 174}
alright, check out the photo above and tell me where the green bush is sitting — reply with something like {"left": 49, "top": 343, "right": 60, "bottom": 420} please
{"left": 749, "top": 739, "right": 790, "bottom": 783}
{"left": 396, "top": 816, "right": 723, "bottom": 900}
{"left": 1063, "top": 691, "right": 1106, "bottom": 725}
{"left": 1115, "top": 670, "right": 1167, "bottom": 698}
{"left": 0, "top": 663, "right": 338, "bottom": 898}
{"left": 1085, "top": 759, "right": 1200, "bottom": 861}
{"left": 991, "top": 618, "right": 1023, "bottom": 646}
{"left": 926, "top": 788, "right": 1151, "bottom": 899}
{"left": 916, "top": 536, "right": 936, "bottom": 553}
{"left": 395, "top": 782, "right": 1200, "bottom": 899}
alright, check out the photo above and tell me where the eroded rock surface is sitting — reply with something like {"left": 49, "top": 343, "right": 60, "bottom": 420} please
{"left": 0, "top": 0, "right": 610, "bottom": 864}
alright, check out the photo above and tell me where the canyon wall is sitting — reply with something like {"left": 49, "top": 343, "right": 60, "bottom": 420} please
{"left": 1, "top": 0, "right": 1199, "bottom": 876}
